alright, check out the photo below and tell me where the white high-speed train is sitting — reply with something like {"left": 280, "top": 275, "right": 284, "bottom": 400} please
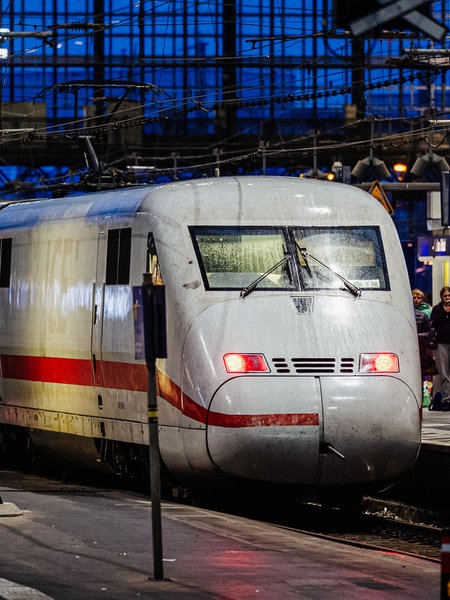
{"left": 0, "top": 176, "right": 421, "bottom": 496}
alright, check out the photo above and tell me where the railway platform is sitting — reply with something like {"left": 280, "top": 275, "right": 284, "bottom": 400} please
{"left": 421, "top": 406, "right": 450, "bottom": 450}
{"left": 0, "top": 469, "right": 440, "bottom": 600}
{"left": 0, "top": 413, "right": 446, "bottom": 600}
{"left": 408, "top": 408, "right": 450, "bottom": 500}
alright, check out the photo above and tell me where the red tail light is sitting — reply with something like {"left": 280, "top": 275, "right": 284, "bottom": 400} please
{"left": 223, "top": 353, "right": 270, "bottom": 373}
{"left": 359, "top": 353, "right": 399, "bottom": 373}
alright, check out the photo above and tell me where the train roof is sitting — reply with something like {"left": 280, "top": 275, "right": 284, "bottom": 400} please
{"left": 0, "top": 176, "right": 391, "bottom": 232}
{"left": 0, "top": 186, "right": 151, "bottom": 231}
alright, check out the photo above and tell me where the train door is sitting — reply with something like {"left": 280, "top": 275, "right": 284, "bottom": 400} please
{"left": 91, "top": 226, "right": 133, "bottom": 385}
{"left": 91, "top": 229, "right": 106, "bottom": 386}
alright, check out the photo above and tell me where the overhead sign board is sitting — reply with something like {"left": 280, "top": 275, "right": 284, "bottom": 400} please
{"left": 349, "top": 0, "right": 446, "bottom": 41}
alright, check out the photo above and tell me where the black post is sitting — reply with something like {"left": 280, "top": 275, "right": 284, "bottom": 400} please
{"left": 147, "top": 356, "right": 163, "bottom": 581}
{"left": 142, "top": 274, "right": 167, "bottom": 581}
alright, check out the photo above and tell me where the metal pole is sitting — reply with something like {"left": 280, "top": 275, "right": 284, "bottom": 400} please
{"left": 142, "top": 274, "right": 164, "bottom": 581}
{"left": 147, "top": 357, "right": 164, "bottom": 581}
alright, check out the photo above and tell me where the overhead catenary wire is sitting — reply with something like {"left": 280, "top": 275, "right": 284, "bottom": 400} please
{"left": 0, "top": 1, "right": 447, "bottom": 193}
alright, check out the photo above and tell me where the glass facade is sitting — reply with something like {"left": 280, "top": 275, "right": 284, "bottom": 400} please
{"left": 0, "top": 1, "right": 448, "bottom": 138}
{"left": 0, "top": 1, "right": 448, "bottom": 294}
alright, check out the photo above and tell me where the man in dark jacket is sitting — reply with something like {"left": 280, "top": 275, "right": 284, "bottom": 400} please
{"left": 431, "top": 286, "right": 450, "bottom": 407}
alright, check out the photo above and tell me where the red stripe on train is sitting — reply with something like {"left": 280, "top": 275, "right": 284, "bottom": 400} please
{"left": 0, "top": 354, "right": 147, "bottom": 391}
{"left": 207, "top": 412, "right": 319, "bottom": 427}
{"left": 0, "top": 355, "right": 319, "bottom": 428}
{"left": 156, "top": 370, "right": 319, "bottom": 428}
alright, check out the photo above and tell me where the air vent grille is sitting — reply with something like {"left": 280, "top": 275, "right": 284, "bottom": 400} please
{"left": 270, "top": 357, "right": 355, "bottom": 374}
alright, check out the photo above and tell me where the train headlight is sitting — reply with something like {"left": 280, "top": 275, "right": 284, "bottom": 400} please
{"left": 359, "top": 353, "right": 399, "bottom": 373}
{"left": 223, "top": 353, "right": 270, "bottom": 373}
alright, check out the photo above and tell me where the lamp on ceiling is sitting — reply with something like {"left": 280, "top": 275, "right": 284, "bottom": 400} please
{"left": 351, "top": 156, "right": 391, "bottom": 181}
{"left": 393, "top": 162, "right": 408, "bottom": 181}
{"left": 300, "top": 168, "right": 329, "bottom": 179}
{"left": 410, "top": 151, "right": 450, "bottom": 178}
{"left": 350, "top": 119, "right": 390, "bottom": 182}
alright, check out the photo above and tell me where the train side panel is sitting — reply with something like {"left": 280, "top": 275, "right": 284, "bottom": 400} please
{"left": 0, "top": 195, "right": 150, "bottom": 451}
{"left": 0, "top": 223, "right": 103, "bottom": 451}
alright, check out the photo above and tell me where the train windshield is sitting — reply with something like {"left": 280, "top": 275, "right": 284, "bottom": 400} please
{"left": 190, "top": 226, "right": 295, "bottom": 291}
{"left": 190, "top": 225, "right": 389, "bottom": 292}
{"left": 292, "top": 226, "right": 390, "bottom": 291}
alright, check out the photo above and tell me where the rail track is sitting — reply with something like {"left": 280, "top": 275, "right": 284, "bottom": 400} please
{"left": 290, "top": 502, "right": 441, "bottom": 561}
{"left": 223, "top": 493, "right": 443, "bottom": 562}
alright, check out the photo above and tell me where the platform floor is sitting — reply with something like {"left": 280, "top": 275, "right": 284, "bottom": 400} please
{"left": 0, "top": 471, "right": 441, "bottom": 600}
{"left": 422, "top": 408, "right": 450, "bottom": 449}
{"left": 0, "top": 412, "right": 446, "bottom": 600}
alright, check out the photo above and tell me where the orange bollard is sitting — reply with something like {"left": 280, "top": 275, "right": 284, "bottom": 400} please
{"left": 441, "top": 529, "right": 450, "bottom": 599}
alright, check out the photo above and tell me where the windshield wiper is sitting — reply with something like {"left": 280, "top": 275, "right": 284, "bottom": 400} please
{"left": 296, "top": 244, "right": 361, "bottom": 298}
{"left": 240, "top": 252, "right": 291, "bottom": 299}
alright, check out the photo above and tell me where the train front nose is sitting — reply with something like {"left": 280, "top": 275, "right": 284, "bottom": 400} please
{"left": 206, "top": 374, "right": 421, "bottom": 486}
{"left": 185, "top": 296, "right": 421, "bottom": 488}
{"left": 206, "top": 376, "right": 321, "bottom": 484}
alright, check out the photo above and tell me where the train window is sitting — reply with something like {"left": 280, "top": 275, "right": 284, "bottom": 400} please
{"left": 105, "top": 227, "right": 131, "bottom": 285}
{"left": 0, "top": 237, "right": 12, "bottom": 287}
{"left": 190, "top": 226, "right": 295, "bottom": 291}
{"left": 292, "top": 227, "right": 390, "bottom": 291}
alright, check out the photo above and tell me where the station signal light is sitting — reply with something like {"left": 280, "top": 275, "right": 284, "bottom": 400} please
{"left": 332, "top": 162, "right": 351, "bottom": 183}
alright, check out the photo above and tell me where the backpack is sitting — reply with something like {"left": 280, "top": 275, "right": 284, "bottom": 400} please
{"left": 427, "top": 325, "right": 438, "bottom": 350}
{"left": 429, "top": 391, "right": 443, "bottom": 411}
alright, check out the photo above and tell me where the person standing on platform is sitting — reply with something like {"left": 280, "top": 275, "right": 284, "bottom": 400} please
{"left": 412, "top": 288, "right": 431, "bottom": 318}
{"left": 414, "top": 308, "right": 436, "bottom": 378}
{"left": 431, "top": 287, "right": 450, "bottom": 409}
